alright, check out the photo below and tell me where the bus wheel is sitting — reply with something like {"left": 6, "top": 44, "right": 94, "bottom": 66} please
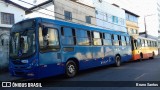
{"left": 65, "top": 60, "right": 77, "bottom": 78}
{"left": 150, "top": 52, "right": 155, "bottom": 59}
{"left": 115, "top": 55, "right": 121, "bottom": 67}
{"left": 140, "top": 53, "right": 143, "bottom": 61}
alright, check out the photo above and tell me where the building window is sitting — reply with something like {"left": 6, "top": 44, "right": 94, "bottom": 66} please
{"left": 112, "top": 16, "right": 118, "bottom": 24}
{"left": 86, "top": 16, "right": 91, "bottom": 24}
{"left": 64, "top": 11, "right": 72, "bottom": 20}
{"left": 95, "top": 10, "right": 98, "bottom": 14}
{"left": 136, "top": 30, "right": 138, "bottom": 34}
{"left": 98, "top": 0, "right": 102, "bottom": 3}
{"left": 133, "top": 29, "right": 137, "bottom": 34}
{"left": 130, "top": 29, "right": 134, "bottom": 34}
{"left": 125, "top": 13, "right": 129, "bottom": 20}
{"left": 1, "top": 12, "right": 14, "bottom": 25}
{"left": 126, "top": 13, "right": 138, "bottom": 23}
{"left": 106, "top": 14, "right": 108, "bottom": 21}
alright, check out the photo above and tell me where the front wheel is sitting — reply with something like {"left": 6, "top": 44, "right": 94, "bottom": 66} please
{"left": 65, "top": 60, "right": 77, "bottom": 78}
{"left": 115, "top": 55, "right": 121, "bottom": 67}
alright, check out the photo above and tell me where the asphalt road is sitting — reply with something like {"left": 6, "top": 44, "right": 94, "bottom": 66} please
{"left": 2, "top": 56, "right": 160, "bottom": 90}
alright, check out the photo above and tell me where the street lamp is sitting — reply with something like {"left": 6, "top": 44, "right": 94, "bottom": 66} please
{"left": 144, "top": 14, "right": 156, "bottom": 38}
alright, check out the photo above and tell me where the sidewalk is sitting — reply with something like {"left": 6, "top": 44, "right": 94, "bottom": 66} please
{"left": 155, "top": 55, "right": 160, "bottom": 59}
{"left": 0, "top": 72, "right": 23, "bottom": 82}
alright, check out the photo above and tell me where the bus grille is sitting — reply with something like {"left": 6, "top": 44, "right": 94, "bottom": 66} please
{"left": 12, "top": 61, "right": 26, "bottom": 65}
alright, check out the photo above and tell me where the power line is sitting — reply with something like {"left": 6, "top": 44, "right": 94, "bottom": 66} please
{"left": 18, "top": 0, "right": 107, "bottom": 29}
{"left": 18, "top": 0, "right": 126, "bottom": 31}
{"left": 55, "top": 0, "right": 126, "bottom": 27}
{"left": 20, "top": 0, "right": 126, "bottom": 28}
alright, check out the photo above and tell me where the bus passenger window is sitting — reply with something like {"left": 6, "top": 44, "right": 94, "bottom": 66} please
{"left": 76, "top": 30, "right": 91, "bottom": 45}
{"left": 93, "top": 32, "right": 102, "bottom": 45}
{"left": 39, "top": 27, "right": 60, "bottom": 52}
{"left": 103, "top": 33, "right": 112, "bottom": 46}
{"left": 126, "top": 37, "right": 130, "bottom": 46}
{"left": 61, "top": 27, "right": 75, "bottom": 45}
{"left": 145, "top": 40, "right": 148, "bottom": 47}
{"left": 155, "top": 42, "right": 157, "bottom": 47}
{"left": 121, "top": 36, "right": 126, "bottom": 46}
{"left": 118, "top": 35, "right": 122, "bottom": 46}
{"left": 137, "top": 39, "right": 141, "bottom": 47}
{"left": 113, "top": 35, "right": 119, "bottom": 46}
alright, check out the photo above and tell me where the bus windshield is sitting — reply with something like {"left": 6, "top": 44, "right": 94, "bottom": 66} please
{"left": 10, "top": 20, "right": 36, "bottom": 59}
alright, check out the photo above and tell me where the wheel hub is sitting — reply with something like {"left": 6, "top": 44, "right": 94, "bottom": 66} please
{"left": 68, "top": 64, "right": 75, "bottom": 74}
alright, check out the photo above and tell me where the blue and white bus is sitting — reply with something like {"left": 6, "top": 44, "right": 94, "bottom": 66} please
{"left": 9, "top": 17, "right": 132, "bottom": 78}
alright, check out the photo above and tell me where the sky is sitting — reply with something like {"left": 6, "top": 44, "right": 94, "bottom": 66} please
{"left": 106, "top": 0, "right": 159, "bottom": 38}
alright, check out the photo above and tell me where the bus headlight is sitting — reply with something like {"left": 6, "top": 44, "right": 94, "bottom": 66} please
{"left": 21, "top": 60, "right": 29, "bottom": 64}
{"left": 27, "top": 73, "right": 34, "bottom": 76}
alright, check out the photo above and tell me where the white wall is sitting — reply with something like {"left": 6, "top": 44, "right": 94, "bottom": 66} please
{"left": 93, "top": 0, "right": 126, "bottom": 32}
{"left": 0, "top": 1, "right": 25, "bottom": 69}
{"left": 0, "top": 1, "right": 25, "bottom": 28}
{"left": 92, "top": 0, "right": 125, "bottom": 19}
{"left": 78, "top": 0, "right": 126, "bottom": 32}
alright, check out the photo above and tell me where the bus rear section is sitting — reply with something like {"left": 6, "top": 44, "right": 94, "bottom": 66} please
{"left": 131, "top": 36, "right": 158, "bottom": 61}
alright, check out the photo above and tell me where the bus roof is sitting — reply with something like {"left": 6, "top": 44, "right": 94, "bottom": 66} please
{"left": 16, "top": 17, "right": 129, "bottom": 36}
{"left": 133, "top": 36, "right": 157, "bottom": 41}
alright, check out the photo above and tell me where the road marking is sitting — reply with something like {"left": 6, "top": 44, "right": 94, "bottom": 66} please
{"left": 135, "top": 73, "right": 147, "bottom": 80}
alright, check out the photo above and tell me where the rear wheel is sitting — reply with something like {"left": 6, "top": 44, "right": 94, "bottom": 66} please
{"left": 115, "top": 55, "right": 121, "bottom": 67}
{"left": 140, "top": 53, "right": 143, "bottom": 61}
{"left": 65, "top": 60, "right": 77, "bottom": 78}
{"left": 150, "top": 52, "right": 155, "bottom": 59}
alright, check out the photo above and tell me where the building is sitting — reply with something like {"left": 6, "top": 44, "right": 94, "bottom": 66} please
{"left": 106, "top": 0, "right": 160, "bottom": 46}
{"left": 0, "top": 0, "right": 26, "bottom": 70}
{"left": 124, "top": 9, "right": 139, "bottom": 37}
{"left": 77, "top": 0, "right": 127, "bottom": 32}
{"left": 26, "top": 0, "right": 96, "bottom": 26}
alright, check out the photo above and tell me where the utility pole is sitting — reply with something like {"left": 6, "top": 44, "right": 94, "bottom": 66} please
{"left": 144, "top": 14, "right": 156, "bottom": 38}
{"left": 144, "top": 16, "right": 147, "bottom": 38}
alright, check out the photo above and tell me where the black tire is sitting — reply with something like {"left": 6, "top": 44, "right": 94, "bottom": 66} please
{"left": 150, "top": 52, "right": 155, "bottom": 59}
{"left": 65, "top": 60, "right": 77, "bottom": 78}
{"left": 115, "top": 55, "right": 121, "bottom": 67}
{"left": 140, "top": 53, "right": 143, "bottom": 61}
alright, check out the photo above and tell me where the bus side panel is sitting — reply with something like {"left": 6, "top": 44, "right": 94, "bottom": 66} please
{"left": 113, "top": 46, "right": 132, "bottom": 62}
{"left": 38, "top": 52, "right": 65, "bottom": 78}
{"left": 88, "top": 46, "right": 105, "bottom": 68}
{"left": 62, "top": 46, "right": 93, "bottom": 70}
{"left": 121, "top": 46, "right": 132, "bottom": 62}
{"left": 78, "top": 46, "right": 114, "bottom": 70}
{"left": 113, "top": 46, "right": 122, "bottom": 60}
{"left": 103, "top": 46, "right": 115, "bottom": 64}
